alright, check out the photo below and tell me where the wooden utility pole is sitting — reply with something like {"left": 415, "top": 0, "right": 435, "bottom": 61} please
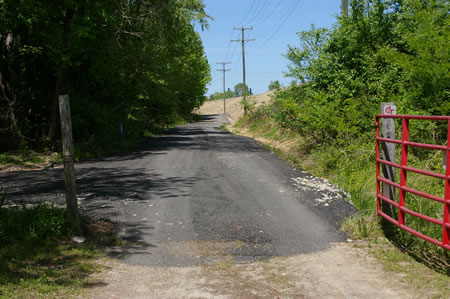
{"left": 232, "top": 27, "right": 255, "bottom": 115}
{"left": 216, "top": 62, "right": 231, "bottom": 115}
{"left": 59, "top": 95, "right": 80, "bottom": 233}
{"left": 381, "top": 102, "right": 397, "bottom": 218}
{"left": 341, "top": 0, "right": 348, "bottom": 16}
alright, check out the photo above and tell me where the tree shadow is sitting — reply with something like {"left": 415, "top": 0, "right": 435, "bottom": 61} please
{"left": 1, "top": 114, "right": 257, "bottom": 293}
{"left": 0, "top": 114, "right": 260, "bottom": 205}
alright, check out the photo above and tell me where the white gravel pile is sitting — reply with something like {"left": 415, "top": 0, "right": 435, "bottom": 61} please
{"left": 290, "top": 171, "right": 350, "bottom": 207}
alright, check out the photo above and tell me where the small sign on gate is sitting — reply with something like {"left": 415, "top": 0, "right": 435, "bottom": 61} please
{"left": 383, "top": 104, "right": 397, "bottom": 115}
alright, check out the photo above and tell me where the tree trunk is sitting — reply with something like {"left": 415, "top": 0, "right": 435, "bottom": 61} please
{"left": 46, "top": 9, "right": 75, "bottom": 141}
{"left": 0, "top": 31, "right": 19, "bottom": 134}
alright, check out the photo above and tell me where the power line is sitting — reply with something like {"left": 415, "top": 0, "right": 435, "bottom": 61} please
{"left": 248, "top": 0, "right": 271, "bottom": 25}
{"left": 223, "top": 29, "right": 236, "bottom": 61}
{"left": 255, "top": 0, "right": 283, "bottom": 25}
{"left": 237, "top": 0, "right": 258, "bottom": 25}
{"left": 228, "top": 39, "right": 240, "bottom": 61}
{"left": 245, "top": 0, "right": 263, "bottom": 25}
{"left": 250, "top": 0, "right": 301, "bottom": 52}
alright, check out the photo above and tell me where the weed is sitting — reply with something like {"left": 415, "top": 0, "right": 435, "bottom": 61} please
{"left": 50, "top": 152, "right": 63, "bottom": 164}
{"left": 0, "top": 204, "right": 112, "bottom": 297}
{"left": 18, "top": 140, "right": 31, "bottom": 160}
{"left": 0, "top": 204, "right": 71, "bottom": 247}
{"left": 0, "top": 154, "right": 21, "bottom": 165}
{"left": 220, "top": 123, "right": 231, "bottom": 131}
{"left": 240, "top": 96, "right": 257, "bottom": 114}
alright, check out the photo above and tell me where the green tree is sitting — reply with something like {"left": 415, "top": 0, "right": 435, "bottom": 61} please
{"left": 209, "top": 89, "right": 235, "bottom": 101}
{"left": 268, "top": 80, "right": 281, "bottom": 91}
{"left": 279, "top": 0, "right": 408, "bottom": 143}
{"left": 285, "top": 25, "right": 329, "bottom": 83}
{"left": 379, "top": 0, "right": 449, "bottom": 116}
{"left": 234, "top": 83, "right": 251, "bottom": 97}
{"left": 0, "top": 0, "right": 211, "bottom": 152}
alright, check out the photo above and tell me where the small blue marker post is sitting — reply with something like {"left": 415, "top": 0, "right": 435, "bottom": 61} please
{"left": 120, "top": 121, "right": 124, "bottom": 141}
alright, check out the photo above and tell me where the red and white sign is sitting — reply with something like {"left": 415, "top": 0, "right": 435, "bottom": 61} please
{"left": 384, "top": 105, "right": 397, "bottom": 115}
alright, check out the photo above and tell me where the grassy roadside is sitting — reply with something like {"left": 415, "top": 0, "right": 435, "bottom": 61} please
{"left": 0, "top": 150, "right": 62, "bottom": 172}
{"left": 0, "top": 194, "right": 118, "bottom": 298}
{"left": 229, "top": 111, "right": 450, "bottom": 296}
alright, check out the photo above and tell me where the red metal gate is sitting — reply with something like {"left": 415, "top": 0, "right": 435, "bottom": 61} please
{"left": 375, "top": 115, "right": 450, "bottom": 250}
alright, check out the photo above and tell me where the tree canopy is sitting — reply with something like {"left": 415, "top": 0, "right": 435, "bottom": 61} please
{"left": 234, "top": 83, "right": 252, "bottom": 97}
{"left": 209, "top": 90, "right": 235, "bottom": 101}
{"left": 273, "top": 0, "right": 449, "bottom": 145}
{"left": 268, "top": 80, "right": 281, "bottom": 91}
{"left": 0, "top": 0, "right": 211, "bottom": 153}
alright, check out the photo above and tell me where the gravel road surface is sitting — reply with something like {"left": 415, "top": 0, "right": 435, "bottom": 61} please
{"left": 1, "top": 114, "right": 356, "bottom": 267}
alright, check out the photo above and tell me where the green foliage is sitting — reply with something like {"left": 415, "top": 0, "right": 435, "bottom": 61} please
{"left": 0, "top": 203, "right": 103, "bottom": 297}
{"left": 285, "top": 25, "right": 329, "bottom": 83}
{"left": 0, "top": 154, "right": 20, "bottom": 165}
{"left": 240, "top": 95, "right": 257, "bottom": 114}
{"left": 0, "top": 204, "right": 71, "bottom": 247}
{"left": 209, "top": 90, "right": 235, "bottom": 100}
{"left": 277, "top": 0, "right": 448, "bottom": 148}
{"left": 268, "top": 80, "right": 281, "bottom": 91}
{"left": 0, "top": 0, "right": 211, "bottom": 154}
{"left": 234, "top": 83, "right": 252, "bottom": 97}
{"left": 379, "top": 0, "right": 450, "bottom": 117}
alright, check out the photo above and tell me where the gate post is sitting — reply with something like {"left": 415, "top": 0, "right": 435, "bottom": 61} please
{"left": 381, "top": 102, "right": 397, "bottom": 218}
{"left": 443, "top": 119, "right": 450, "bottom": 248}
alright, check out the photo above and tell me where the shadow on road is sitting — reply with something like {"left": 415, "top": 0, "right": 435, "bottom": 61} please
{"left": 0, "top": 114, "right": 236, "bottom": 203}
{"left": 0, "top": 114, "right": 289, "bottom": 264}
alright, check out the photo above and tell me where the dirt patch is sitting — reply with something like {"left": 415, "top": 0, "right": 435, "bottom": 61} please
{"left": 83, "top": 241, "right": 422, "bottom": 298}
{"left": 196, "top": 92, "right": 273, "bottom": 124}
{"left": 231, "top": 125, "right": 300, "bottom": 154}
{"left": 0, "top": 152, "right": 61, "bottom": 173}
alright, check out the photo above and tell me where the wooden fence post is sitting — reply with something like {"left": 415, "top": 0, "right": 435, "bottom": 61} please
{"left": 381, "top": 102, "right": 397, "bottom": 218}
{"left": 59, "top": 95, "right": 80, "bottom": 233}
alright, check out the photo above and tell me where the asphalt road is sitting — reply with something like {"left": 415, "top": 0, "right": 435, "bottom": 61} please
{"left": 1, "top": 114, "right": 356, "bottom": 266}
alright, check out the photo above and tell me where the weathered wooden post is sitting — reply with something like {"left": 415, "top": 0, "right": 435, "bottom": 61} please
{"left": 59, "top": 95, "right": 80, "bottom": 234}
{"left": 381, "top": 102, "right": 397, "bottom": 218}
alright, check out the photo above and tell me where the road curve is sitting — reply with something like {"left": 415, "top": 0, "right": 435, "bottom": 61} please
{"left": 1, "top": 114, "right": 356, "bottom": 266}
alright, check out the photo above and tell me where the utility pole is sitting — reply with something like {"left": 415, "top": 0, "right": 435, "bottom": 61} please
{"left": 232, "top": 26, "right": 255, "bottom": 115}
{"left": 341, "top": 0, "right": 348, "bottom": 16}
{"left": 216, "top": 62, "right": 231, "bottom": 115}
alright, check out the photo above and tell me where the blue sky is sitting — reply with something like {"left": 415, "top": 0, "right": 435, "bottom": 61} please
{"left": 198, "top": 0, "right": 342, "bottom": 96}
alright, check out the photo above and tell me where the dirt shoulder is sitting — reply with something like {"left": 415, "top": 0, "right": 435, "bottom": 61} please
{"left": 84, "top": 241, "right": 424, "bottom": 299}
{"left": 0, "top": 152, "right": 61, "bottom": 173}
